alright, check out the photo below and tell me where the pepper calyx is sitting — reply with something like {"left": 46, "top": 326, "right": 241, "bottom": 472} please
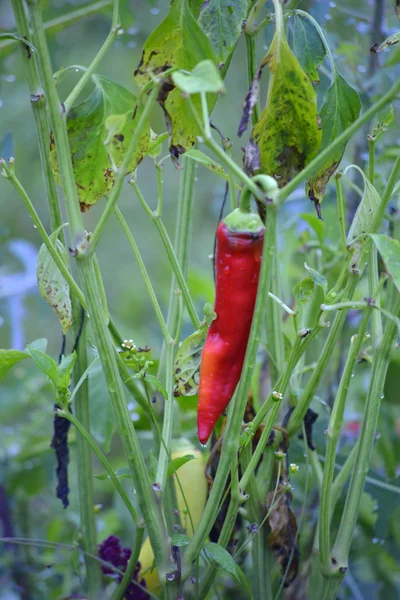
{"left": 223, "top": 208, "right": 264, "bottom": 234}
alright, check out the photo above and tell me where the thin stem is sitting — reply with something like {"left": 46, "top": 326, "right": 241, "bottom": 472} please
{"left": 368, "top": 138, "right": 376, "bottom": 184}
{"left": 155, "top": 342, "right": 175, "bottom": 493}
{"left": 112, "top": 528, "right": 145, "bottom": 600}
{"left": 372, "top": 150, "right": 400, "bottom": 230}
{"left": 332, "top": 292, "right": 400, "bottom": 568}
{"left": 58, "top": 409, "right": 139, "bottom": 524}
{"left": 0, "top": 161, "right": 86, "bottom": 307}
{"left": 28, "top": 2, "right": 170, "bottom": 576}
{"left": 318, "top": 310, "right": 370, "bottom": 576}
{"left": 88, "top": 84, "right": 160, "bottom": 256}
{"left": 200, "top": 93, "right": 211, "bottom": 139}
{"left": 245, "top": 33, "right": 260, "bottom": 126}
{"left": 335, "top": 174, "right": 348, "bottom": 256}
{"left": 73, "top": 326, "right": 101, "bottom": 598}
{"left": 368, "top": 245, "right": 383, "bottom": 349}
{"left": 64, "top": 0, "right": 120, "bottom": 112}
{"left": 114, "top": 206, "right": 172, "bottom": 344}
{"left": 10, "top": 0, "right": 62, "bottom": 234}
{"left": 222, "top": 138, "right": 238, "bottom": 212}
{"left": 278, "top": 80, "right": 400, "bottom": 205}
{"left": 131, "top": 178, "right": 200, "bottom": 330}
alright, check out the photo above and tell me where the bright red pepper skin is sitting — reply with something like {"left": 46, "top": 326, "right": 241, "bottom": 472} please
{"left": 197, "top": 221, "right": 265, "bottom": 445}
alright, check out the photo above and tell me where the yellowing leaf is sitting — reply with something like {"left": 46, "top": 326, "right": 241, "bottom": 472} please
{"left": 134, "top": 0, "right": 217, "bottom": 157}
{"left": 252, "top": 28, "right": 321, "bottom": 187}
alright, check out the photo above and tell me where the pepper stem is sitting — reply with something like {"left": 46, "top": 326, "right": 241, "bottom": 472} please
{"left": 238, "top": 174, "right": 278, "bottom": 213}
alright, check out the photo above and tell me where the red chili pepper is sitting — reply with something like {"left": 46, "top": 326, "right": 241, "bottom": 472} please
{"left": 197, "top": 209, "right": 265, "bottom": 444}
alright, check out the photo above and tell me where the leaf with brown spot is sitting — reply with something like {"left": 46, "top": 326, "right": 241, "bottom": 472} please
{"left": 267, "top": 485, "right": 299, "bottom": 587}
{"left": 134, "top": 0, "right": 217, "bottom": 155}
{"left": 174, "top": 322, "right": 208, "bottom": 397}
{"left": 251, "top": 21, "right": 321, "bottom": 187}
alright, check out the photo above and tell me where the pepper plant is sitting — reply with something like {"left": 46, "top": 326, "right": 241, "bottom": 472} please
{"left": 1, "top": 0, "right": 400, "bottom": 599}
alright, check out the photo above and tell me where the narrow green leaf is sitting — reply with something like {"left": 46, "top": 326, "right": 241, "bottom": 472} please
{"left": 252, "top": 26, "right": 321, "bottom": 187}
{"left": 172, "top": 60, "right": 225, "bottom": 94}
{"left": 0, "top": 33, "right": 35, "bottom": 52}
{"left": 27, "top": 346, "right": 58, "bottom": 386}
{"left": 300, "top": 213, "right": 325, "bottom": 244}
{"left": 174, "top": 323, "right": 208, "bottom": 397}
{"left": 204, "top": 542, "right": 251, "bottom": 596}
{"left": 369, "top": 105, "right": 394, "bottom": 142}
{"left": 0, "top": 349, "right": 30, "bottom": 382}
{"left": 346, "top": 166, "right": 382, "bottom": 245}
{"left": 293, "top": 14, "right": 327, "bottom": 84}
{"left": 171, "top": 533, "right": 191, "bottom": 547}
{"left": 293, "top": 277, "right": 315, "bottom": 305}
{"left": 167, "top": 454, "right": 195, "bottom": 479}
{"left": 371, "top": 31, "right": 400, "bottom": 53}
{"left": 94, "top": 467, "right": 132, "bottom": 481}
{"left": 143, "top": 373, "right": 168, "bottom": 399}
{"left": 36, "top": 230, "right": 72, "bottom": 335}
{"left": 370, "top": 235, "right": 400, "bottom": 294}
{"left": 57, "top": 352, "right": 77, "bottom": 392}
{"left": 307, "top": 73, "right": 361, "bottom": 203}
{"left": 304, "top": 262, "right": 327, "bottom": 289}
{"left": 51, "top": 75, "right": 150, "bottom": 210}
{"left": 184, "top": 148, "right": 236, "bottom": 184}
{"left": 134, "top": 0, "right": 217, "bottom": 156}
{"left": 198, "top": 0, "right": 247, "bottom": 64}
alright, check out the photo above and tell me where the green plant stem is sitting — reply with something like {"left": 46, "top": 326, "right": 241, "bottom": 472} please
{"left": 246, "top": 0, "right": 268, "bottom": 33}
{"left": 10, "top": 0, "right": 62, "bottom": 234}
{"left": 222, "top": 138, "right": 238, "bottom": 212}
{"left": 368, "top": 138, "right": 375, "bottom": 184}
{"left": 155, "top": 342, "right": 175, "bottom": 493}
{"left": 286, "top": 276, "right": 358, "bottom": 437}
{"left": 335, "top": 173, "right": 348, "bottom": 256}
{"left": 28, "top": 1, "right": 170, "bottom": 577}
{"left": 245, "top": 33, "right": 260, "bottom": 126}
{"left": 88, "top": 84, "right": 160, "bottom": 256}
{"left": 266, "top": 209, "right": 285, "bottom": 383}
{"left": 331, "top": 292, "right": 400, "bottom": 570}
{"left": 112, "top": 528, "right": 145, "bottom": 600}
{"left": 278, "top": 80, "right": 400, "bottom": 205}
{"left": 114, "top": 206, "right": 172, "bottom": 344}
{"left": 372, "top": 150, "right": 400, "bottom": 230}
{"left": 58, "top": 408, "right": 139, "bottom": 524}
{"left": 64, "top": 0, "right": 120, "bottom": 112}
{"left": 368, "top": 245, "right": 383, "bottom": 349}
{"left": 318, "top": 309, "right": 370, "bottom": 576}
{"left": 73, "top": 327, "right": 101, "bottom": 599}
{"left": 0, "top": 162, "right": 86, "bottom": 306}
{"left": 1, "top": 0, "right": 113, "bottom": 57}
{"left": 131, "top": 177, "right": 200, "bottom": 330}
{"left": 183, "top": 204, "right": 277, "bottom": 571}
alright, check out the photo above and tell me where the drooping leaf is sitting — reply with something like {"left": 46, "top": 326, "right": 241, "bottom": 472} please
{"left": 0, "top": 349, "right": 30, "bottom": 382}
{"left": 203, "top": 542, "right": 251, "bottom": 596}
{"left": 172, "top": 59, "right": 225, "bottom": 94}
{"left": 293, "top": 14, "right": 327, "bottom": 84}
{"left": 36, "top": 230, "right": 72, "bottom": 335}
{"left": 304, "top": 262, "right": 327, "bottom": 290}
{"left": 346, "top": 166, "right": 382, "bottom": 245}
{"left": 0, "top": 32, "right": 35, "bottom": 53}
{"left": 167, "top": 454, "right": 195, "bottom": 479}
{"left": 174, "top": 323, "right": 208, "bottom": 397}
{"left": 370, "top": 31, "right": 400, "bottom": 53}
{"left": 198, "top": 0, "right": 247, "bottom": 64}
{"left": 184, "top": 148, "right": 236, "bottom": 183}
{"left": 267, "top": 485, "right": 299, "bottom": 586}
{"left": 307, "top": 73, "right": 361, "bottom": 204}
{"left": 134, "top": 0, "right": 217, "bottom": 158}
{"left": 51, "top": 75, "right": 150, "bottom": 211}
{"left": 300, "top": 213, "right": 325, "bottom": 244}
{"left": 370, "top": 235, "right": 400, "bottom": 294}
{"left": 368, "top": 105, "right": 394, "bottom": 142}
{"left": 293, "top": 277, "right": 315, "bottom": 306}
{"left": 251, "top": 26, "right": 321, "bottom": 187}
{"left": 143, "top": 373, "right": 168, "bottom": 400}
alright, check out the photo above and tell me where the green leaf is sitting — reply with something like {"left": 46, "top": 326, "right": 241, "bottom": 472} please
{"left": 307, "top": 72, "right": 361, "bottom": 203}
{"left": 0, "top": 33, "right": 35, "bottom": 53}
{"left": 143, "top": 373, "right": 168, "bottom": 399}
{"left": 293, "top": 14, "right": 327, "bottom": 84}
{"left": 293, "top": 277, "right": 315, "bottom": 306}
{"left": 94, "top": 467, "right": 131, "bottom": 481}
{"left": 184, "top": 148, "right": 236, "bottom": 184}
{"left": 198, "top": 0, "right": 247, "bottom": 64}
{"left": 27, "top": 346, "right": 58, "bottom": 386}
{"left": 252, "top": 26, "right": 321, "bottom": 187}
{"left": 172, "top": 60, "right": 225, "bottom": 94}
{"left": 57, "top": 352, "right": 77, "bottom": 391}
{"left": 51, "top": 75, "right": 150, "bottom": 211}
{"left": 300, "top": 213, "right": 325, "bottom": 244}
{"left": 0, "top": 349, "right": 30, "bottom": 382}
{"left": 369, "top": 106, "right": 394, "bottom": 142}
{"left": 171, "top": 533, "right": 191, "bottom": 547}
{"left": 89, "top": 361, "right": 117, "bottom": 452}
{"left": 346, "top": 166, "right": 382, "bottom": 245}
{"left": 174, "top": 323, "right": 208, "bottom": 397}
{"left": 134, "top": 0, "right": 217, "bottom": 156}
{"left": 36, "top": 230, "right": 72, "bottom": 335}
{"left": 167, "top": 454, "right": 195, "bottom": 479}
{"left": 371, "top": 31, "right": 400, "bottom": 53}
{"left": 147, "top": 130, "right": 169, "bottom": 158}
{"left": 370, "top": 235, "right": 400, "bottom": 294}
{"left": 304, "top": 262, "right": 327, "bottom": 289}
{"left": 203, "top": 542, "right": 251, "bottom": 596}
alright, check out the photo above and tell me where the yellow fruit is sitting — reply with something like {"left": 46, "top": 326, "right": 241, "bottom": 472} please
{"left": 138, "top": 438, "right": 207, "bottom": 592}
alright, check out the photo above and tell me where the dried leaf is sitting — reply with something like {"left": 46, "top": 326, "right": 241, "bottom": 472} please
{"left": 267, "top": 485, "right": 299, "bottom": 587}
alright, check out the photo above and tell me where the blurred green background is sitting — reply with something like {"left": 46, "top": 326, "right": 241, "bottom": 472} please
{"left": 1, "top": 0, "right": 400, "bottom": 598}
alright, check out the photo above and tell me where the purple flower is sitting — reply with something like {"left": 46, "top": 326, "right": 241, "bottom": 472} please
{"left": 98, "top": 536, "right": 150, "bottom": 599}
